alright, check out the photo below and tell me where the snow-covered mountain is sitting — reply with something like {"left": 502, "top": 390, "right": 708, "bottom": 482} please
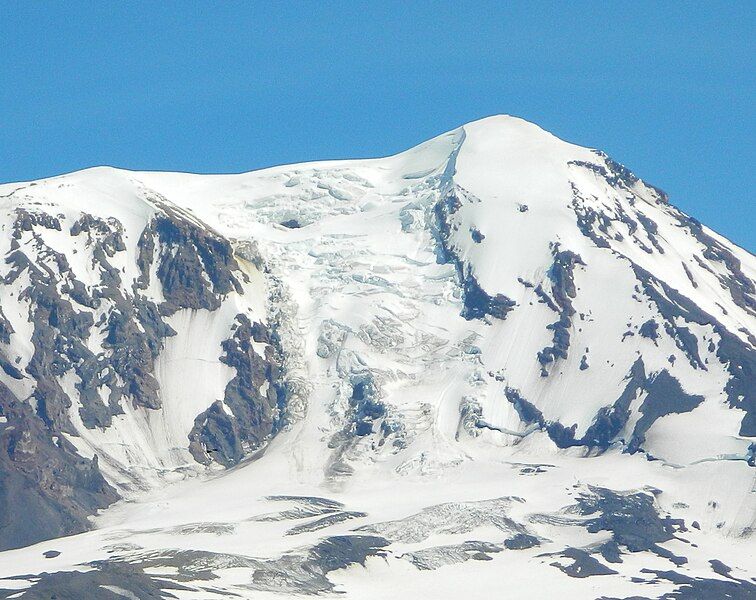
{"left": 0, "top": 116, "right": 753, "bottom": 599}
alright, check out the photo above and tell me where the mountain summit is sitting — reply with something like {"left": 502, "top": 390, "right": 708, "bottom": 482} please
{"left": 0, "top": 116, "right": 754, "bottom": 598}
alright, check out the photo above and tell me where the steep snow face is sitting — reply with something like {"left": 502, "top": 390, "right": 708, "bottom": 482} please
{"left": 0, "top": 116, "right": 754, "bottom": 597}
{"left": 437, "top": 117, "right": 755, "bottom": 453}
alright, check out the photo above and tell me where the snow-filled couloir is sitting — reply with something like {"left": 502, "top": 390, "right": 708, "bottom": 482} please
{"left": 0, "top": 116, "right": 753, "bottom": 599}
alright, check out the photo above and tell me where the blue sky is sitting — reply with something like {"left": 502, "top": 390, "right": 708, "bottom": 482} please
{"left": 1, "top": 2, "right": 753, "bottom": 250}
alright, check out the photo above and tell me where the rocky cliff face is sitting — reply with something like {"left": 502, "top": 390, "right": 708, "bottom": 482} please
{"left": 0, "top": 177, "right": 286, "bottom": 549}
{"left": 0, "top": 117, "right": 753, "bottom": 598}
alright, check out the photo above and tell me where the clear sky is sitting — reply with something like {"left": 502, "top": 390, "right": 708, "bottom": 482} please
{"left": 1, "top": 2, "right": 753, "bottom": 250}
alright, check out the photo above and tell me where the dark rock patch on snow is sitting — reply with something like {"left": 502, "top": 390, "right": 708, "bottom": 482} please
{"left": 189, "top": 314, "right": 283, "bottom": 467}
{"left": 548, "top": 547, "right": 618, "bottom": 578}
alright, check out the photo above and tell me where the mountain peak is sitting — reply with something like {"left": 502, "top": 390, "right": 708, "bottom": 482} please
{"left": 0, "top": 118, "right": 754, "bottom": 598}
{"left": 458, "top": 113, "right": 589, "bottom": 156}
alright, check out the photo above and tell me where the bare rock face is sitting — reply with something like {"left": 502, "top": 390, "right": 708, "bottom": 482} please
{"left": 0, "top": 186, "right": 286, "bottom": 549}
{"left": 136, "top": 212, "right": 244, "bottom": 315}
{"left": 0, "top": 381, "right": 117, "bottom": 551}
{"left": 189, "top": 314, "right": 285, "bottom": 467}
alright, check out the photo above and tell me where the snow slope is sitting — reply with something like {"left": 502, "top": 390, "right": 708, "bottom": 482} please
{"left": 0, "top": 116, "right": 753, "bottom": 599}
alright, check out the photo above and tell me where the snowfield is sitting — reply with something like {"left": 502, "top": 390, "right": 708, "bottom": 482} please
{"left": 0, "top": 116, "right": 753, "bottom": 599}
